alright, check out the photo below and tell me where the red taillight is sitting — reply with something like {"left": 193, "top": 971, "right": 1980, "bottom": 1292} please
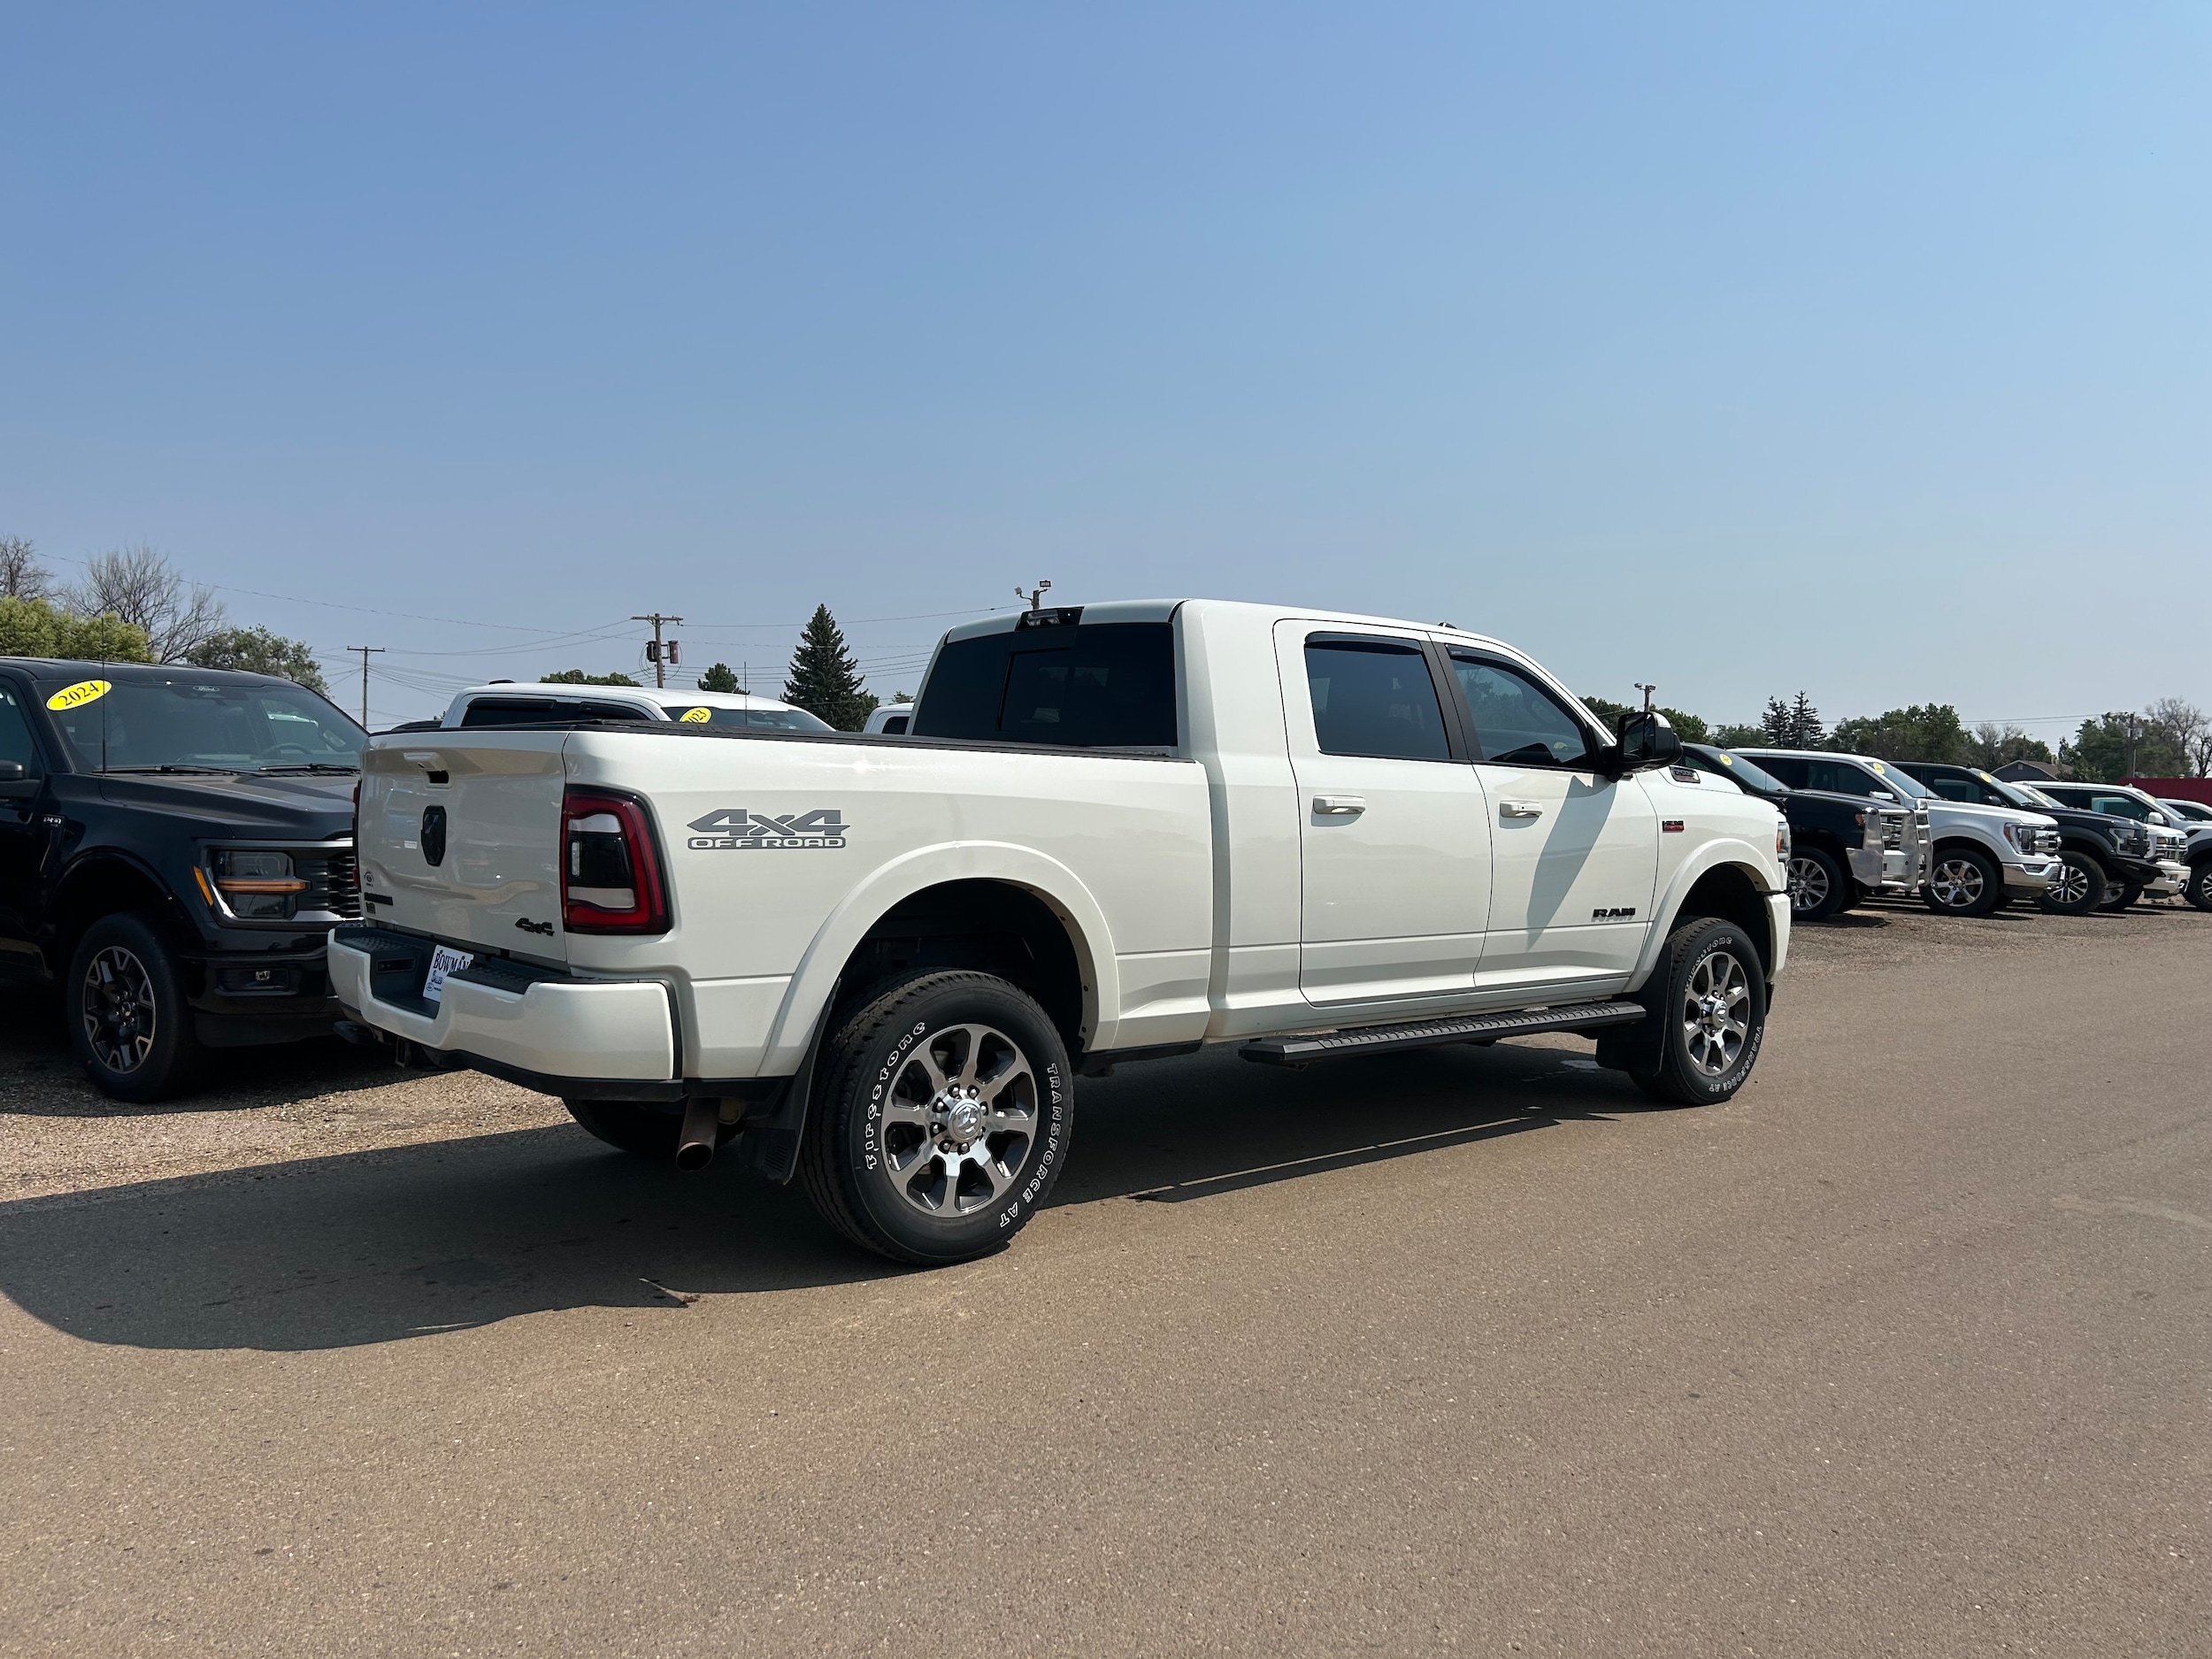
{"left": 561, "top": 786, "right": 670, "bottom": 934}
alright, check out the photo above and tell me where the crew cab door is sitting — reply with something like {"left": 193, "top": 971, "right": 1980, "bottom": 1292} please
{"left": 1278, "top": 624, "right": 1491, "bottom": 1004}
{"left": 0, "top": 676, "right": 50, "bottom": 970}
{"left": 1441, "top": 650, "right": 1657, "bottom": 987}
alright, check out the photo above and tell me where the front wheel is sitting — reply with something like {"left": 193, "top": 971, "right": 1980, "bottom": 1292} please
{"left": 1599, "top": 917, "right": 1769, "bottom": 1107}
{"left": 2096, "top": 879, "right": 2143, "bottom": 913}
{"left": 1786, "top": 848, "right": 1849, "bottom": 922}
{"left": 1923, "top": 847, "right": 2005, "bottom": 918}
{"left": 799, "top": 970, "right": 1071, "bottom": 1265}
{"left": 2038, "top": 851, "right": 2107, "bottom": 917}
{"left": 2187, "top": 860, "right": 2212, "bottom": 914}
{"left": 66, "top": 912, "right": 200, "bottom": 1103}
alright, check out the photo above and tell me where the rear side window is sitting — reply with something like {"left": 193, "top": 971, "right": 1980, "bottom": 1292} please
{"left": 1746, "top": 755, "right": 1808, "bottom": 790}
{"left": 1304, "top": 638, "right": 1451, "bottom": 761}
{"left": 1927, "top": 778, "right": 1979, "bottom": 803}
{"left": 913, "top": 623, "right": 1178, "bottom": 748}
{"left": 0, "top": 681, "right": 42, "bottom": 774}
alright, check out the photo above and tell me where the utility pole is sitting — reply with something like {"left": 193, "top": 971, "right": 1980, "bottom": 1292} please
{"left": 1016, "top": 580, "right": 1052, "bottom": 612}
{"left": 1634, "top": 682, "right": 1657, "bottom": 718}
{"left": 632, "top": 614, "right": 684, "bottom": 689}
{"left": 345, "top": 647, "right": 384, "bottom": 727}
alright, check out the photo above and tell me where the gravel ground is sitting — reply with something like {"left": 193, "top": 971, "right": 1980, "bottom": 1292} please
{"left": 1, "top": 894, "right": 2195, "bottom": 1202}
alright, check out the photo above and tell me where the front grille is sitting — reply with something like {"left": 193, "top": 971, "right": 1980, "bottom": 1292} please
{"left": 1881, "top": 815, "right": 1905, "bottom": 851}
{"left": 2033, "top": 828, "right": 2062, "bottom": 856}
{"left": 296, "top": 846, "right": 362, "bottom": 919}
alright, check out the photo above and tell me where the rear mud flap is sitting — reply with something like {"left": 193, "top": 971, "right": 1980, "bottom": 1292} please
{"left": 741, "top": 1001, "right": 833, "bottom": 1186}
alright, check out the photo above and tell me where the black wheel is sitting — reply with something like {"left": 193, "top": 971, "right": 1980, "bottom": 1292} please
{"left": 1596, "top": 917, "right": 1768, "bottom": 1107}
{"left": 66, "top": 912, "right": 200, "bottom": 1102}
{"left": 2187, "top": 860, "right": 2212, "bottom": 914}
{"left": 1922, "top": 846, "right": 2005, "bottom": 918}
{"left": 2096, "top": 879, "right": 2143, "bottom": 913}
{"left": 2038, "top": 850, "right": 2107, "bottom": 916}
{"left": 799, "top": 970, "right": 1071, "bottom": 1266}
{"left": 1786, "top": 847, "right": 1849, "bottom": 922}
{"left": 563, "top": 1099, "right": 738, "bottom": 1159}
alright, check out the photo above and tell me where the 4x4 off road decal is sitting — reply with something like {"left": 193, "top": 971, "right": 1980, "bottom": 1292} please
{"left": 687, "top": 807, "right": 848, "bottom": 850}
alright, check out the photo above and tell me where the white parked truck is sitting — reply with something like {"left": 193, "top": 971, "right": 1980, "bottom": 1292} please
{"left": 333, "top": 600, "right": 1792, "bottom": 1263}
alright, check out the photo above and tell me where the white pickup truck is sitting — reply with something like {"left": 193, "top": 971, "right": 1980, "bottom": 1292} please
{"left": 333, "top": 600, "right": 1792, "bottom": 1263}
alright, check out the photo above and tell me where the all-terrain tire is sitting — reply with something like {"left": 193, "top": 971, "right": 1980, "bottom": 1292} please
{"left": 1599, "top": 917, "right": 1769, "bottom": 1108}
{"left": 1786, "top": 847, "right": 1850, "bottom": 923}
{"left": 1922, "top": 846, "right": 2006, "bottom": 918}
{"left": 2038, "top": 850, "right": 2107, "bottom": 917}
{"left": 66, "top": 911, "right": 201, "bottom": 1103}
{"left": 798, "top": 971, "right": 1071, "bottom": 1266}
{"left": 564, "top": 1099, "right": 739, "bottom": 1159}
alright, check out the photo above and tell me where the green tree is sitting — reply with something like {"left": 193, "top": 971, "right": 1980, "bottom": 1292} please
{"left": 0, "top": 595, "right": 153, "bottom": 662}
{"left": 782, "top": 604, "right": 878, "bottom": 730}
{"left": 1712, "top": 723, "right": 1766, "bottom": 748}
{"left": 1962, "top": 722, "right": 2055, "bottom": 770}
{"left": 1759, "top": 693, "right": 1824, "bottom": 749}
{"left": 186, "top": 625, "right": 329, "bottom": 695}
{"left": 2062, "top": 711, "right": 2187, "bottom": 782}
{"left": 695, "top": 662, "right": 742, "bottom": 694}
{"left": 542, "top": 668, "right": 641, "bottom": 687}
{"left": 1828, "top": 703, "right": 1969, "bottom": 764}
{"left": 1580, "top": 694, "right": 1709, "bottom": 745}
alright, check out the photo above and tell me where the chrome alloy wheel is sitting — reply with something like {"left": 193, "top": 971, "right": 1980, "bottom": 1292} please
{"left": 81, "top": 945, "right": 157, "bottom": 1074}
{"left": 876, "top": 1023, "right": 1042, "bottom": 1218}
{"left": 1680, "top": 949, "right": 1750, "bottom": 1079}
{"left": 1786, "top": 855, "right": 1830, "bottom": 915}
{"left": 2047, "top": 859, "right": 2095, "bottom": 908}
{"left": 1928, "top": 856, "right": 1986, "bottom": 910}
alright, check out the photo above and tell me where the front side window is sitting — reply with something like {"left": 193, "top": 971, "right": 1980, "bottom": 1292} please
{"left": 1304, "top": 638, "right": 1451, "bottom": 761}
{"left": 1449, "top": 654, "right": 1594, "bottom": 768}
{"left": 41, "top": 674, "right": 364, "bottom": 773}
{"left": 913, "top": 622, "right": 1178, "bottom": 749}
{"left": 0, "top": 682, "right": 43, "bottom": 775}
{"left": 1806, "top": 759, "right": 1885, "bottom": 798}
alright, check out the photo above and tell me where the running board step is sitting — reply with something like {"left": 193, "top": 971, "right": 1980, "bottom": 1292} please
{"left": 1238, "top": 1000, "right": 1646, "bottom": 1067}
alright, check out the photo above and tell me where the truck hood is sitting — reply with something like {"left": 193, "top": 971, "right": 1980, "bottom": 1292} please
{"left": 95, "top": 771, "right": 357, "bottom": 838}
{"left": 1919, "top": 799, "right": 2055, "bottom": 830}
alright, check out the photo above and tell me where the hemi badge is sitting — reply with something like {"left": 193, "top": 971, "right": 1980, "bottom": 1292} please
{"left": 1662, "top": 819, "right": 1685, "bottom": 833}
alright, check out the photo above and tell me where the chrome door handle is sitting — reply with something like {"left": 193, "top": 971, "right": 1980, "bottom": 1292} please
{"left": 1313, "top": 795, "right": 1367, "bottom": 816}
{"left": 1499, "top": 800, "right": 1545, "bottom": 818}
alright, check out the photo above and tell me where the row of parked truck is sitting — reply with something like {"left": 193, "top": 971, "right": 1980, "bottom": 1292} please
{"left": 0, "top": 602, "right": 2204, "bottom": 1263}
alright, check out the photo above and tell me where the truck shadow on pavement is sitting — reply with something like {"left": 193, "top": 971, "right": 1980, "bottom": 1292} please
{"left": 0, "top": 1041, "right": 1641, "bottom": 1354}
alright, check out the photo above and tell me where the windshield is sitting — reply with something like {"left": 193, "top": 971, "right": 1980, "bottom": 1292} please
{"left": 40, "top": 673, "right": 365, "bottom": 773}
{"left": 669, "top": 703, "right": 833, "bottom": 733}
{"left": 1683, "top": 744, "right": 1787, "bottom": 795}
{"left": 1861, "top": 761, "right": 1932, "bottom": 799}
{"left": 2162, "top": 799, "right": 2212, "bottom": 822}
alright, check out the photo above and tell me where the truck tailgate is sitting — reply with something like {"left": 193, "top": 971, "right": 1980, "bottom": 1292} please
{"left": 358, "top": 733, "right": 569, "bottom": 960}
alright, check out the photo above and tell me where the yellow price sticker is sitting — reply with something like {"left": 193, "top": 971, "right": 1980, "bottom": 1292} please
{"left": 46, "top": 679, "right": 111, "bottom": 712}
{"left": 680, "top": 707, "right": 712, "bottom": 724}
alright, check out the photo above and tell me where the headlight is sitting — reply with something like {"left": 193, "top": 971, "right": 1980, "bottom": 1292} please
{"left": 1776, "top": 818, "right": 1791, "bottom": 861}
{"left": 2002, "top": 823, "right": 2025, "bottom": 852}
{"left": 208, "top": 848, "right": 305, "bottom": 919}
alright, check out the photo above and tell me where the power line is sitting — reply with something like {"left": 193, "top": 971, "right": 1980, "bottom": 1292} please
{"left": 632, "top": 613, "right": 683, "bottom": 690}
{"left": 344, "top": 647, "right": 385, "bottom": 727}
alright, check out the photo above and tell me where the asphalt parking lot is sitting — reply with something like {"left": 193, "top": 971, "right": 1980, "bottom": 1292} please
{"left": 2, "top": 899, "right": 2207, "bottom": 1656}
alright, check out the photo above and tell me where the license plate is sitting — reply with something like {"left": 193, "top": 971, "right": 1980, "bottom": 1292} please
{"left": 423, "top": 945, "right": 475, "bottom": 1004}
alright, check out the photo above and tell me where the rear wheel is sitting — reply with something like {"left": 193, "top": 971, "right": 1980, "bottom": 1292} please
{"left": 564, "top": 1099, "right": 737, "bottom": 1160}
{"left": 1923, "top": 847, "right": 2005, "bottom": 918}
{"left": 2038, "top": 850, "right": 2107, "bottom": 916}
{"left": 1786, "top": 848, "right": 1849, "bottom": 922}
{"left": 800, "top": 970, "right": 1071, "bottom": 1265}
{"left": 66, "top": 912, "right": 201, "bottom": 1103}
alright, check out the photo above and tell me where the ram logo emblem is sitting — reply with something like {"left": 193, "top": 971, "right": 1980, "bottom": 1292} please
{"left": 1591, "top": 906, "right": 1638, "bottom": 920}
{"left": 687, "top": 807, "right": 849, "bottom": 850}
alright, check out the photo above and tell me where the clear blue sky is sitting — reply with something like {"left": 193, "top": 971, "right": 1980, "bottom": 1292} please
{"left": 3, "top": 3, "right": 2205, "bottom": 731}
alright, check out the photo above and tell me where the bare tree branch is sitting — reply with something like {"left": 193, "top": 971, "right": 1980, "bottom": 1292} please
{"left": 65, "top": 544, "right": 227, "bottom": 662}
{"left": 0, "top": 536, "right": 53, "bottom": 602}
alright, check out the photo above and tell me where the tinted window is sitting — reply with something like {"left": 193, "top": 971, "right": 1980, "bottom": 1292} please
{"left": 0, "top": 682, "right": 42, "bottom": 774}
{"left": 1304, "top": 639, "right": 1451, "bottom": 761}
{"left": 42, "top": 674, "right": 364, "bottom": 772}
{"left": 1805, "top": 759, "right": 1884, "bottom": 798}
{"left": 1749, "top": 755, "right": 1809, "bottom": 790}
{"left": 668, "top": 705, "right": 833, "bottom": 733}
{"left": 2085, "top": 793, "right": 2149, "bottom": 821}
{"left": 460, "top": 697, "right": 652, "bottom": 727}
{"left": 1450, "top": 655, "right": 1594, "bottom": 768}
{"left": 1683, "top": 745, "right": 1788, "bottom": 795}
{"left": 1927, "top": 778, "right": 1980, "bottom": 803}
{"left": 913, "top": 622, "right": 1178, "bottom": 748}
{"left": 882, "top": 714, "right": 910, "bottom": 734}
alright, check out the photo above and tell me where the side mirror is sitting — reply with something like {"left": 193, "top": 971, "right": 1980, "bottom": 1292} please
{"left": 0, "top": 760, "right": 35, "bottom": 797}
{"left": 1615, "top": 710, "right": 1682, "bottom": 772}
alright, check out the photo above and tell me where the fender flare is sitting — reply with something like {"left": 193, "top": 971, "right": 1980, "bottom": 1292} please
{"left": 757, "top": 840, "right": 1122, "bottom": 1076}
{"left": 1635, "top": 835, "right": 1779, "bottom": 985}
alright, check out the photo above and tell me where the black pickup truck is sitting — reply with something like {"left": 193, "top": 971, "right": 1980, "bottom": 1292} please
{"left": 1677, "top": 743, "right": 1888, "bottom": 922}
{"left": 0, "top": 658, "right": 365, "bottom": 1101}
